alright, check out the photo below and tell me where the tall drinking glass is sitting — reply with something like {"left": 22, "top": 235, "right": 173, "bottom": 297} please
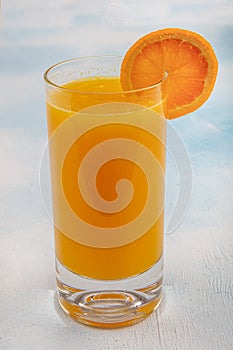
{"left": 43, "top": 56, "right": 167, "bottom": 328}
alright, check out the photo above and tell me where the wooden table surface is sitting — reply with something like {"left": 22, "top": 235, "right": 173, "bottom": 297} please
{"left": 0, "top": 1, "right": 232, "bottom": 349}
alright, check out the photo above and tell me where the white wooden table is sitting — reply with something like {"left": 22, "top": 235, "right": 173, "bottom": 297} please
{"left": 0, "top": 1, "right": 232, "bottom": 349}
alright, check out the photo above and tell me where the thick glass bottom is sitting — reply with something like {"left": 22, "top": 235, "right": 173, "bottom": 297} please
{"left": 56, "top": 257, "right": 163, "bottom": 328}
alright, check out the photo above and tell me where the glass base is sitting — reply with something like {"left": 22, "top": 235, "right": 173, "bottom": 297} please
{"left": 56, "top": 257, "right": 163, "bottom": 328}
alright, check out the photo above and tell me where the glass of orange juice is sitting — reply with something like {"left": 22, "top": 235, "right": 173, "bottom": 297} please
{"left": 44, "top": 56, "right": 167, "bottom": 328}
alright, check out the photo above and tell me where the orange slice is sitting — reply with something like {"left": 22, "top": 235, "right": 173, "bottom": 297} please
{"left": 120, "top": 28, "right": 218, "bottom": 119}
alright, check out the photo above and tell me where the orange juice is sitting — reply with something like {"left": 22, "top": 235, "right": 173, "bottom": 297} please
{"left": 46, "top": 77, "right": 166, "bottom": 280}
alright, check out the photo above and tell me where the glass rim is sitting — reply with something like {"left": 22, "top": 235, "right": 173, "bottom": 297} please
{"left": 43, "top": 55, "right": 168, "bottom": 95}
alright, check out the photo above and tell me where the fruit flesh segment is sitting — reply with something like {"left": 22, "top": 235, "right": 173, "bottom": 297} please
{"left": 120, "top": 28, "right": 218, "bottom": 119}
{"left": 131, "top": 38, "right": 208, "bottom": 112}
